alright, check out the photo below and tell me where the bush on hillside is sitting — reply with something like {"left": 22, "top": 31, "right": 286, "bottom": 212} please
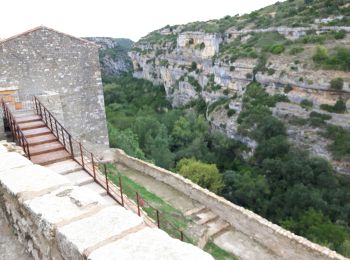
{"left": 330, "top": 78, "right": 344, "bottom": 90}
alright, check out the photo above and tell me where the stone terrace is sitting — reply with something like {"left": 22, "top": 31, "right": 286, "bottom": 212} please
{"left": 0, "top": 141, "right": 213, "bottom": 260}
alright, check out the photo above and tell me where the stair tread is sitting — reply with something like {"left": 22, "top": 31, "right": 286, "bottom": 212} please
{"left": 46, "top": 159, "right": 82, "bottom": 175}
{"left": 31, "top": 150, "right": 71, "bottom": 165}
{"left": 27, "top": 134, "right": 57, "bottom": 145}
{"left": 30, "top": 141, "right": 64, "bottom": 155}
{"left": 19, "top": 121, "right": 46, "bottom": 130}
{"left": 84, "top": 182, "right": 107, "bottom": 196}
{"left": 22, "top": 127, "right": 51, "bottom": 137}
{"left": 64, "top": 170, "right": 94, "bottom": 186}
{"left": 16, "top": 115, "right": 42, "bottom": 123}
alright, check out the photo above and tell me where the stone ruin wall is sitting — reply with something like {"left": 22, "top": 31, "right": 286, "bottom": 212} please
{"left": 113, "top": 148, "right": 347, "bottom": 260}
{"left": 0, "top": 27, "right": 109, "bottom": 149}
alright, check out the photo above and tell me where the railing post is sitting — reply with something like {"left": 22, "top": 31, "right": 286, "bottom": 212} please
{"left": 79, "top": 142, "right": 84, "bottom": 168}
{"left": 69, "top": 134, "right": 73, "bottom": 155}
{"left": 119, "top": 175, "right": 124, "bottom": 207}
{"left": 91, "top": 153, "right": 96, "bottom": 181}
{"left": 180, "top": 231, "right": 184, "bottom": 241}
{"left": 49, "top": 113, "right": 53, "bottom": 130}
{"left": 104, "top": 164, "right": 109, "bottom": 194}
{"left": 156, "top": 210, "right": 160, "bottom": 228}
{"left": 55, "top": 120, "right": 58, "bottom": 140}
{"left": 136, "top": 192, "right": 140, "bottom": 216}
{"left": 62, "top": 128, "right": 66, "bottom": 147}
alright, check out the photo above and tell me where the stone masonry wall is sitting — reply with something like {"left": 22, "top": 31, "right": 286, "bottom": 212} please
{"left": 0, "top": 141, "right": 213, "bottom": 260}
{"left": 113, "top": 148, "right": 347, "bottom": 260}
{"left": 0, "top": 26, "right": 109, "bottom": 148}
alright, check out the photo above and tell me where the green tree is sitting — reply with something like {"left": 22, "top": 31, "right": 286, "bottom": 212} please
{"left": 330, "top": 78, "right": 344, "bottom": 90}
{"left": 176, "top": 158, "right": 224, "bottom": 193}
{"left": 108, "top": 124, "right": 145, "bottom": 159}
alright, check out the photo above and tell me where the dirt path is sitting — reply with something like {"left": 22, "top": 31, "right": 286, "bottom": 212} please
{"left": 115, "top": 163, "right": 281, "bottom": 260}
{"left": 0, "top": 208, "right": 32, "bottom": 260}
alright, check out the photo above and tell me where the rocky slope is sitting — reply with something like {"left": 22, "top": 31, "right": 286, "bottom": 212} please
{"left": 86, "top": 37, "right": 133, "bottom": 76}
{"left": 128, "top": 0, "right": 350, "bottom": 174}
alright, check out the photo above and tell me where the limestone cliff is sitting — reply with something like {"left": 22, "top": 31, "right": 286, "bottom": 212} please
{"left": 128, "top": 0, "right": 350, "bottom": 174}
{"left": 86, "top": 37, "right": 133, "bottom": 76}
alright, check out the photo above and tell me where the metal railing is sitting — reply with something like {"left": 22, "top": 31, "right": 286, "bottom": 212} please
{"left": 33, "top": 96, "right": 190, "bottom": 242}
{"left": 1, "top": 99, "right": 31, "bottom": 159}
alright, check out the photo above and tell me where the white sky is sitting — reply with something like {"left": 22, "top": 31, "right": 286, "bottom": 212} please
{"left": 0, "top": 0, "right": 279, "bottom": 41}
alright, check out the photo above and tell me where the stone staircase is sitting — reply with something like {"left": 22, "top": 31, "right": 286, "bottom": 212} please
{"left": 185, "top": 206, "right": 230, "bottom": 248}
{"left": 15, "top": 111, "right": 71, "bottom": 165}
{"left": 13, "top": 110, "right": 115, "bottom": 204}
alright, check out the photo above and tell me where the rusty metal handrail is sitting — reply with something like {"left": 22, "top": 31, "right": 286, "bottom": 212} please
{"left": 1, "top": 99, "right": 31, "bottom": 159}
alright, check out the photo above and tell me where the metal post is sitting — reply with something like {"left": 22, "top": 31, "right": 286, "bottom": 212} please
{"left": 69, "top": 134, "right": 73, "bottom": 155}
{"left": 91, "top": 153, "right": 96, "bottom": 181}
{"left": 119, "top": 175, "right": 124, "bottom": 207}
{"left": 79, "top": 142, "right": 84, "bottom": 168}
{"left": 49, "top": 113, "right": 53, "bottom": 130}
{"left": 136, "top": 192, "right": 140, "bottom": 216}
{"left": 55, "top": 120, "right": 58, "bottom": 139}
{"left": 156, "top": 210, "right": 160, "bottom": 228}
{"left": 62, "top": 128, "right": 66, "bottom": 148}
{"left": 104, "top": 164, "right": 109, "bottom": 194}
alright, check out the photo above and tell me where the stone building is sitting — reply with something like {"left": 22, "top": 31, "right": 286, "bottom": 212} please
{"left": 0, "top": 26, "right": 109, "bottom": 149}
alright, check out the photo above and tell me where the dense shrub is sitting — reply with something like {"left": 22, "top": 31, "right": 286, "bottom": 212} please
{"left": 289, "top": 46, "right": 304, "bottom": 55}
{"left": 300, "top": 99, "right": 313, "bottom": 109}
{"left": 320, "top": 100, "right": 347, "bottom": 113}
{"left": 330, "top": 78, "right": 344, "bottom": 90}
{"left": 313, "top": 46, "right": 350, "bottom": 71}
{"left": 270, "top": 44, "right": 285, "bottom": 54}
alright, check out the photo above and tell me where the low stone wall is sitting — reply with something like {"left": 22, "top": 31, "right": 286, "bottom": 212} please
{"left": 0, "top": 142, "right": 213, "bottom": 260}
{"left": 114, "top": 148, "right": 347, "bottom": 260}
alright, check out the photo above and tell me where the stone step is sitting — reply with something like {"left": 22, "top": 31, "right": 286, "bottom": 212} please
{"left": 13, "top": 110, "right": 36, "bottom": 118}
{"left": 31, "top": 150, "right": 72, "bottom": 166}
{"left": 206, "top": 219, "right": 231, "bottom": 238}
{"left": 185, "top": 206, "right": 206, "bottom": 216}
{"left": 83, "top": 182, "right": 107, "bottom": 196}
{"left": 195, "top": 210, "right": 218, "bottom": 225}
{"left": 46, "top": 159, "right": 82, "bottom": 175}
{"left": 15, "top": 115, "right": 42, "bottom": 124}
{"left": 27, "top": 134, "right": 57, "bottom": 145}
{"left": 29, "top": 141, "right": 64, "bottom": 156}
{"left": 64, "top": 170, "right": 94, "bottom": 186}
{"left": 18, "top": 121, "right": 46, "bottom": 130}
{"left": 22, "top": 127, "right": 51, "bottom": 138}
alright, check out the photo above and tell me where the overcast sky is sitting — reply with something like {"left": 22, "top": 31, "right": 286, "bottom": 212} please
{"left": 1, "top": 0, "right": 279, "bottom": 41}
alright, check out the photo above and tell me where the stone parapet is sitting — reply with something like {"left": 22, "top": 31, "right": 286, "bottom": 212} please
{"left": 0, "top": 142, "right": 212, "bottom": 260}
{"left": 113, "top": 148, "right": 347, "bottom": 260}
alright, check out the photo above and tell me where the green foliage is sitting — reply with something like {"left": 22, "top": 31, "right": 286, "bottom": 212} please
{"left": 313, "top": 46, "right": 350, "bottom": 71}
{"left": 108, "top": 124, "right": 146, "bottom": 160}
{"left": 282, "top": 208, "right": 349, "bottom": 252}
{"left": 309, "top": 111, "right": 331, "bottom": 127}
{"left": 270, "top": 44, "right": 285, "bottom": 54}
{"left": 300, "top": 99, "right": 313, "bottom": 109}
{"left": 227, "top": 109, "right": 236, "bottom": 117}
{"left": 190, "top": 61, "right": 197, "bottom": 71}
{"left": 323, "top": 125, "right": 350, "bottom": 161}
{"left": 176, "top": 158, "right": 224, "bottom": 193}
{"left": 289, "top": 46, "right": 304, "bottom": 55}
{"left": 320, "top": 100, "right": 347, "bottom": 113}
{"left": 330, "top": 78, "right": 344, "bottom": 90}
{"left": 187, "top": 76, "right": 201, "bottom": 92}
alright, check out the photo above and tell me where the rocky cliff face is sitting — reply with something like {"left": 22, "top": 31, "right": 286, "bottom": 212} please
{"left": 86, "top": 37, "right": 133, "bottom": 76}
{"left": 128, "top": 1, "right": 350, "bottom": 174}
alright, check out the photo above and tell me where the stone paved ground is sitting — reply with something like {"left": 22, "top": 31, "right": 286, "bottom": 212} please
{"left": 0, "top": 208, "right": 32, "bottom": 260}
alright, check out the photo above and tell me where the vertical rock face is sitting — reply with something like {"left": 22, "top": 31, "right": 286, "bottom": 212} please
{"left": 0, "top": 26, "right": 109, "bottom": 148}
{"left": 85, "top": 37, "right": 134, "bottom": 76}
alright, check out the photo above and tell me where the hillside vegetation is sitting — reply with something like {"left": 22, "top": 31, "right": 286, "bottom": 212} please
{"left": 104, "top": 75, "right": 350, "bottom": 256}
{"left": 104, "top": 0, "right": 350, "bottom": 257}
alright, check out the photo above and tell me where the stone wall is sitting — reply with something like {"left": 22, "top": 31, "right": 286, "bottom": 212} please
{"left": 113, "top": 148, "right": 346, "bottom": 260}
{"left": 0, "top": 26, "right": 109, "bottom": 148}
{"left": 0, "top": 141, "right": 213, "bottom": 259}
